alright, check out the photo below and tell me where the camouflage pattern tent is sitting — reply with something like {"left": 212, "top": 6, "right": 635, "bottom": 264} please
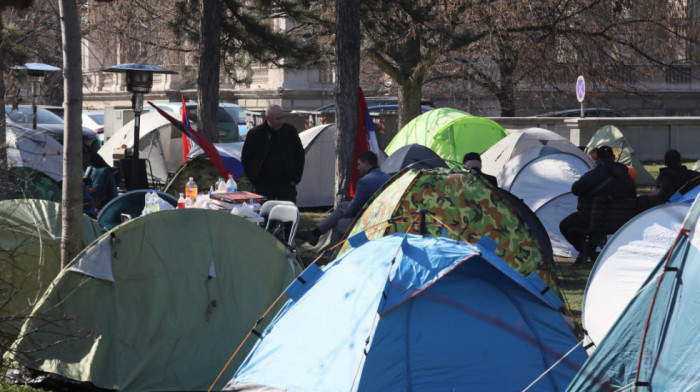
{"left": 337, "top": 167, "right": 561, "bottom": 296}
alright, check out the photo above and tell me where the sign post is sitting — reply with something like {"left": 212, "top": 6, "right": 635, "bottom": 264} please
{"left": 576, "top": 75, "right": 586, "bottom": 118}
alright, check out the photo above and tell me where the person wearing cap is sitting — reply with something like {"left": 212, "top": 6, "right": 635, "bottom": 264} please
{"left": 463, "top": 152, "right": 498, "bottom": 187}
{"left": 640, "top": 149, "right": 699, "bottom": 209}
{"left": 559, "top": 145, "right": 636, "bottom": 262}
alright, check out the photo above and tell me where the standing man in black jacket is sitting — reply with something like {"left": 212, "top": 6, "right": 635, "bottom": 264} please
{"left": 242, "top": 105, "right": 305, "bottom": 203}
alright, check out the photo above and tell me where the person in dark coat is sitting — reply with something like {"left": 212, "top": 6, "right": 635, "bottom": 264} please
{"left": 463, "top": 152, "right": 498, "bottom": 187}
{"left": 241, "top": 105, "right": 305, "bottom": 203}
{"left": 639, "top": 149, "right": 700, "bottom": 209}
{"left": 559, "top": 145, "right": 637, "bottom": 261}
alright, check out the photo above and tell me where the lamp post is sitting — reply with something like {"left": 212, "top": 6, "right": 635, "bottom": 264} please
{"left": 101, "top": 63, "right": 177, "bottom": 189}
{"left": 13, "top": 63, "right": 61, "bottom": 130}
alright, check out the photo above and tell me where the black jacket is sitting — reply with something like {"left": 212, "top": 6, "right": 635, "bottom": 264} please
{"left": 571, "top": 161, "right": 636, "bottom": 214}
{"left": 651, "top": 164, "right": 700, "bottom": 203}
{"left": 241, "top": 121, "right": 305, "bottom": 189}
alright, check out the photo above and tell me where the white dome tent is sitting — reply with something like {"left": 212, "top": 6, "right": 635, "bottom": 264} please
{"left": 581, "top": 202, "right": 690, "bottom": 352}
{"left": 487, "top": 144, "right": 592, "bottom": 257}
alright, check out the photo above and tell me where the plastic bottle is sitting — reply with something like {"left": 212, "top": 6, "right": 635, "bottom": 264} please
{"left": 150, "top": 191, "right": 160, "bottom": 213}
{"left": 226, "top": 174, "right": 237, "bottom": 193}
{"left": 216, "top": 177, "right": 226, "bottom": 192}
{"left": 177, "top": 193, "right": 186, "bottom": 209}
{"left": 185, "top": 177, "right": 198, "bottom": 200}
{"left": 143, "top": 191, "right": 153, "bottom": 215}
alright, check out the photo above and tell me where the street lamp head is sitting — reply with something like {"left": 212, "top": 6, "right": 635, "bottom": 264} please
{"left": 101, "top": 63, "right": 177, "bottom": 94}
{"left": 13, "top": 62, "right": 61, "bottom": 84}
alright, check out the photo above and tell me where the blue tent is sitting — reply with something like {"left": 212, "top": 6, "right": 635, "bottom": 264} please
{"left": 224, "top": 233, "right": 587, "bottom": 391}
{"left": 567, "top": 197, "right": 700, "bottom": 391}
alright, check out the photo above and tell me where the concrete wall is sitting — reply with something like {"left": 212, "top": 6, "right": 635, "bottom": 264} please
{"left": 492, "top": 117, "right": 700, "bottom": 161}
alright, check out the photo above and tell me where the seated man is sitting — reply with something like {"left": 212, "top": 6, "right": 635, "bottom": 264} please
{"left": 297, "top": 151, "right": 391, "bottom": 247}
{"left": 559, "top": 145, "right": 636, "bottom": 263}
{"left": 639, "top": 149, "right": 699, "bottom": 209}
{"left": 463, "top": 152, "right": 498, "bottom": 187}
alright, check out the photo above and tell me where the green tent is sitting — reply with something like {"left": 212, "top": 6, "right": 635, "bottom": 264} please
{"left": 164, "top": 154, "right": 253, "bottom": 198}
{"left": 336, "top": 167, "right": 561, "bottom": 298}
{"left": 5, "top": 208, "right": 301, "bottom": 391}
{"left": 585, "top": 124, "right": 655, "bottom": 186}
{"left": 2, "top": 167, "right": 62, "bottom": 202}
{"left": 385, "top": 108, "right": 508, "bottom": 165}
{"left": 0, "top": 199, "right": 101, "bottom": 337}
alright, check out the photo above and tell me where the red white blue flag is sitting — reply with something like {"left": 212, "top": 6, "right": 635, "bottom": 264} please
{"left": 149, "top": 102, "right": 243, "bottom": 179}
{"left": 350, "top": 88, "right": 381, "bottom": 196}
{"left": 180, "top": 95, "right": 195, "bottom": 163}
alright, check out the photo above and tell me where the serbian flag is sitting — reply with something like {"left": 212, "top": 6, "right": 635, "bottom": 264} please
{"left": 180, "top": 95, "right": 195, "bottom": 163}
{"left": 149, "top": 102, "right": 243, "bottom": 179}
{"left": 349, "top": 88, "right": 381, "bottom": 196}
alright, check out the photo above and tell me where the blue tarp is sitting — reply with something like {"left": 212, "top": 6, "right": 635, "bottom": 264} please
{"left": 225, "top": 233, "right": 586, "bottom": 391}
{"left": 567, "top": 197, "right": 700, "bottom": 391}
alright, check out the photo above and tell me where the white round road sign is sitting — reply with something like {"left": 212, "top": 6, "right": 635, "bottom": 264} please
{"left": 576, "top": 75, "right": 586, "bottom": 103}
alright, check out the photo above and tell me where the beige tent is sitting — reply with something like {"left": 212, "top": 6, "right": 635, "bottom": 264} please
{"left": 585, "top": 125, "right": 655, "bottom": 186}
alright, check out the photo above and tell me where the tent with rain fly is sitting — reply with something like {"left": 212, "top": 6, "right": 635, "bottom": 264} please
{"left": 337, "top": 167, "right": 560, "bottom": 296}
{"left": 297, "top": 123, "right": 336, "bottom": 207}
{"left": 567, "top": 197, "right": 700, "bottom": 391}
{"left": 380, "top": 143, "right": 448, "bottom": 174}
{"left": 581, "top": 202, "right": 689, "bottom": 352}
{"left": 3, "top": 167, "right": 62, "bottom": 202}
{"left": 5, "top": 124, "right": 63, "bottom": 182}
{"left": 494, "top": 145, "right": 592, "bottom": 258}
{"left": 585, "top": 124, "right": 654, "bottom": 186}
{"left": 480, "top": 127, "right": 592, "bottom": 177}
{"left": 4, "top": 208, "right": 302, "bottom": 392}
{"left": 98, "top": 111, "right": 177, "bottom": 186}
{"left": 384, "top": 108, "right": 507, "bottom": 164}
{"left": 224, "top": 234, "right": 587, "bottom": 392}
{"left": 0, "top": 199, "right": 101, "bottom": 337}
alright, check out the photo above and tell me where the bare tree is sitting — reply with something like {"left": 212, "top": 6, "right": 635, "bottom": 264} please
{"left": 333, "top": 0, "right": 359, "bottom": 206}
{"left": 435, "top": 1, "right": 698, "bottom": 116}
{"left": 196, "top": 0, "right": 222, "bottom": 144}
{"left": 58, "top": 0, "right": 83, "bottom": 267}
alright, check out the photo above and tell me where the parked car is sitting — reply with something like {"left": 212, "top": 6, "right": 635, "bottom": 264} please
{"left": 154, "top": 102, "right": 240, "bottom": 142}
{"left": 220, "top": 103, "right": 249, "bottom": 140}
{"left": 39, "top": 105, "right": 64, "bottom": 119}
{"left": 314, "top": 97, "right": 436, "bottom": 112}
{"left": 367, "top": 105, "right": 433, "bottom": 114}
{"left": 537, "top": 108, "right": 627, "bottom": 117}
{"left": 5, "top": 105, "right": 99, "bottom": 147}
{"left": 82, "top": 111, "right": 105, "bottom": 143}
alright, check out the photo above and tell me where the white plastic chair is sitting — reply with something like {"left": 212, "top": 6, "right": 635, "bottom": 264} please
{"left": 258, "top": 200, "right": 295, "bottom": 225}
{"left": 265, "top": 204, "right": 300, "bottom": 247}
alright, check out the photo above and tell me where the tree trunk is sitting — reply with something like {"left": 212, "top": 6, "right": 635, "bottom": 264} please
{"left": 0, "top": 13, "right": 6, "bottom": 179}
{"left": 58, "top": 0, "right": 83, "bottom": 267}
{"left": 398, "top": 78, "right": 422, "bottom": 130}
{"left": 333, "top": 0, "right": 360, "bottom": 207}
{"left": 197, "top": 0, "right": 221, "bottom": 144}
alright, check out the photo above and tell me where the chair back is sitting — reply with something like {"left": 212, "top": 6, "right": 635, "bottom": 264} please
{"left": 588, "top": 197, "right": 639, "bottom": 234}
{"left": 259, "top": 200, "right": 295, "bottom": 219}
{"left": 265, "top": 204, "right": 300, "bottom": 247}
